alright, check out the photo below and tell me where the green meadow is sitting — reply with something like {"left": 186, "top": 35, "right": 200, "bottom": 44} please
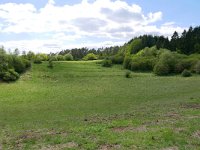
{"left": 0, "top": 61, "right": 199, "bottom": 150}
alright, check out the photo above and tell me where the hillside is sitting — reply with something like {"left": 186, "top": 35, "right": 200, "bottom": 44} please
{"left": 0, "top": 61, "right": 199, "bottom": 149}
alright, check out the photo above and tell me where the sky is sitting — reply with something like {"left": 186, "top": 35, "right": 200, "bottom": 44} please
{"left": 0, "top": 0, "right": 199, "bottom": 53}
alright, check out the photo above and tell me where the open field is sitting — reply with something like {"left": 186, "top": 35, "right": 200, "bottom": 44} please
{"left": 0, "top": 61, "right": 200, "bottom": 150}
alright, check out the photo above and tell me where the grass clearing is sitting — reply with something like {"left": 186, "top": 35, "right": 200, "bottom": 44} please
{"left": 0, "top": 61, "right": 200, "bottom": 149}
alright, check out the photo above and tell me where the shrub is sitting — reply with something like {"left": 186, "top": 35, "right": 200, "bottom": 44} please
{"left": 102, "top": 59, "right": 112, "bottom": 67}
{"left": 153, "top": 62, "right": 170, "bottom": 76}
{"left": 47, "top": 59, "right": 54, "bottom": 69}
{"left": 38, "top": 53, "right": 48, "bottom": 61}
{"left": 57, "top": 55, "right": 65, "bottom": 61}
{"left": 50, "top": 56, "right": 58, "bottom": 61}
{"left": 2, "top": 69, "right": 19, "bottom": 81}
{"left": 158, "top": 51, "right": 177, "bottom": 73}
{"left": 174, "top": 59, "right": 192, "bottom": 73}
{"left": 123, "top": 56, "right": 131, "bottom": 69}
{"left": 12, "top": 57, "right": 26, "bottom": 73}
{"left": 111, "top": 55, "right": 124, "bottom": 64}
{"left": 125, "top": 71, "right": 131, "bottom": 78}
{"left": 194, "top": 61, "right": 200, "bottom": 74}
{"left": 129, "top": 39, "right": 143, "bottom": 54}
{"left": 83, "top": 53, "right": 97, "bottom": 60}
{"left": 22, "top": 59, "right": 31, "bottom": 69}
{"left": 130, "top": 57, "right": 156, "bottom": 71}
{"left": 0, "top": 52, "right": 30, "bottom": 82}
{"left": 64, "top": 53, "right": 73, "bottom": 61}
{"left": 181, "top": 69, "right": 192, "bottom": 77}
{"left": 136, "top": 46, "right": 158, "bottom": 57}
{"left": 34, "top": 56, "right": 42, "bottom": 64}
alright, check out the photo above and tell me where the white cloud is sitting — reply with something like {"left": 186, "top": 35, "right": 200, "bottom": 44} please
{"left": 0, "top": 0, "right": 185, "bottom": 52}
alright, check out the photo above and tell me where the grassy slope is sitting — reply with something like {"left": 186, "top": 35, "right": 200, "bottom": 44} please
{"left": 0, "top": 61, "right": 199, "bottom": 150}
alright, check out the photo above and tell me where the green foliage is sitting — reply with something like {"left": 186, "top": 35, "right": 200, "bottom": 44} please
{"left": 12, "top": 56, "right": 26, "bottom": 73}
{"left": 13, "top": 48, "right": 20, "bottom": 56}
{"left": 123, "top": 55, "right": 131, "bottom": 69}
{"left": 194, "top": 61, "right": 200, "bottom": 74}
{"left": 0, "top": 61, "right": 199, "bottom": 149}
{"left": 130, "top": 57, "right": 156, "bottom": 71}
{"left": 110, "top": 55, "right": 124, "bottom": 64}
{"left": 37, "top": 53, "right": 48, "bottom": 61}
{"left": 158, "top": 51, "right": 177, "bottom": 72}
{"left": 83, "top": 53, "right": 97, "bottom": 60}
{"left": 64, "top": 53, "right": 73, "bottom": 61}
{"left": 56, "top": 55, "right": 65, "bottom": 61}
{"left": 27, "top": 51, "right": 35, "bottom": 61}
{"left": 0, "top": 50, "right": 31, "bottom": 82}
{"left": 153, "top": 51, "right": 183, "bottom": 75}
{"left": 181, "top": 69, "right": 192, "bottom": 77}
{"left": 0, "top": 46, "right": 6, "bottom": 55}
{"left": 129, "top": 39, "right": 143, "bottom": 54}
{"left": 47, "top": 59, "right": 54, "bottom": 69}
{"left": 102, "top": 59, "right": 112, "bottom": 67}
{"left": 2, "top": 69, "right": 20, "bottom": 82}
{"left": 50, "top": 56, "right": 58, "bottom": 61}
{"left": 153, "top": 62, "right": 170, "bottom": 76}
{"left": 194, "top": 43, "right": 200, "bottom": 53}
{"left": 23, "top": 59, "right": 32, "bottom": 68}
{"left": 136, "top": 46, "right": 158, "bottom": 57}
{"left": 34, "top": 56, "right": 42, "bottom": 64}
{"left": 174, "top": 59, "right": 192, "bottom": 73}
{"left": 122, "top": 45, "right": 199, "bottom": 76}
{"left": 125, "top": 70, "right": 131, "bottom": 78}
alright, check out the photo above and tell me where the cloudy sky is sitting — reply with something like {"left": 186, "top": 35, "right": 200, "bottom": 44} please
{"left": 0, "top": 0, "right": 199, "bottom": 53}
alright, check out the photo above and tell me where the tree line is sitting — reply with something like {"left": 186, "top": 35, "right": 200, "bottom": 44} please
{"left": 1, "top": 25, "right": 200, "bottom": 81}
{"left": 107, "top": 26, "right": 200, "bottom": 76}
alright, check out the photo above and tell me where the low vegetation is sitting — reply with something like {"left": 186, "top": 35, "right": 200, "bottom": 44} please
{"left": 0, "top": 25, "right": 200, "bottom": 149}
{"left": 83, "top": 53, "right": 98, "bottom": 60}
{"left": 181, "top": 69, "right": 192, "bottom": 77}
{"left": 0, "top": 61, "right": 199, "bottom": 149}
{"left": 0, "top": 48, "right": 31, "bottom": 82}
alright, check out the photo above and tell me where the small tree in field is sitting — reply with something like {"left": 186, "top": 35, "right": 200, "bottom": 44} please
{"left": 47, "top": 59, "right": 54, "bottom": 69}
{"left": 181, "top": 69, "right": 192, "bottom": 77}
{"left": 102, "top": 59, "right": 112, "bottom": 67}
{"left": 125, "top": 71, "right": 131, "bottom": 78}
{"left": 83, "top": 53, "right": 97, "bottom": 60}
{"left": 64, "top": 53, "right": 73, "bottom": 61}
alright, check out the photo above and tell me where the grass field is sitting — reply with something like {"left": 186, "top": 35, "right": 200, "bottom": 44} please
{"left": 0, "top": 61, "right": 200, "bottom": 150}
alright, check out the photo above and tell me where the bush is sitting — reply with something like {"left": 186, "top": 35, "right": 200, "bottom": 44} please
{"left": 153, "top": 62, "right": 170, "bottom": 76}
{"left": 123, "top": 56, "right": 131, "bottom": 69}
{"left": 64, "top": 53, "right": 73, "bottom": 61}
{"left": 34, "top": 56, "right": 42, "bottom": 64}
{"left": 2, "top": 69, "right": 19, "bottom": 81}
{"left": 174, "top": 59, "right": 192, "bottom": 73}
{"left": 102, "top": 59, "right": 112, "bottom": 67}
{"left": 50, "top": 56, "right": 58, "bottom": 61}
{"left": 158, "top": 51, "right": 177, "bottom": 73}
{"left": 136, "top": 46, "right": 158, "bottom": 57}
{"left": 12, "top": 57, "right": 26, "bottom": 73}
{"left": 57, "top": 55, "right": 65, "bottom": 61}
{"left": 47, "top": 59, "right": 54, "bottom": 69}
{"left": 194, "top": 61, "right": 200, "bottom": 74}
{"left": 0, "top": 52, "right": 30, "bottom": 82}
{"left": 83, "top": 53, "right": 97, "bottom": 60}
{"left": 37, "top": 53, "right": 48, "bottom": 61}
{"left": 111, "top": 55, "right": 124, "bottom": 64}
{"left": 22, "top": 59, "right": 31, "bottom": 69}
{"left": 181, "top": 69, "right": 192, "bottom": 77}
{"left": 130, "top": 57, "right": 156, "bottom": 71}
{"left": 125, "top": 71, "right": 131, "bottom": 78}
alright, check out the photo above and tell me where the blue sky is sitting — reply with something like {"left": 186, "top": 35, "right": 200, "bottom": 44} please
{"left": 0, "top": 0, "right": 199, "bottom": 53}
